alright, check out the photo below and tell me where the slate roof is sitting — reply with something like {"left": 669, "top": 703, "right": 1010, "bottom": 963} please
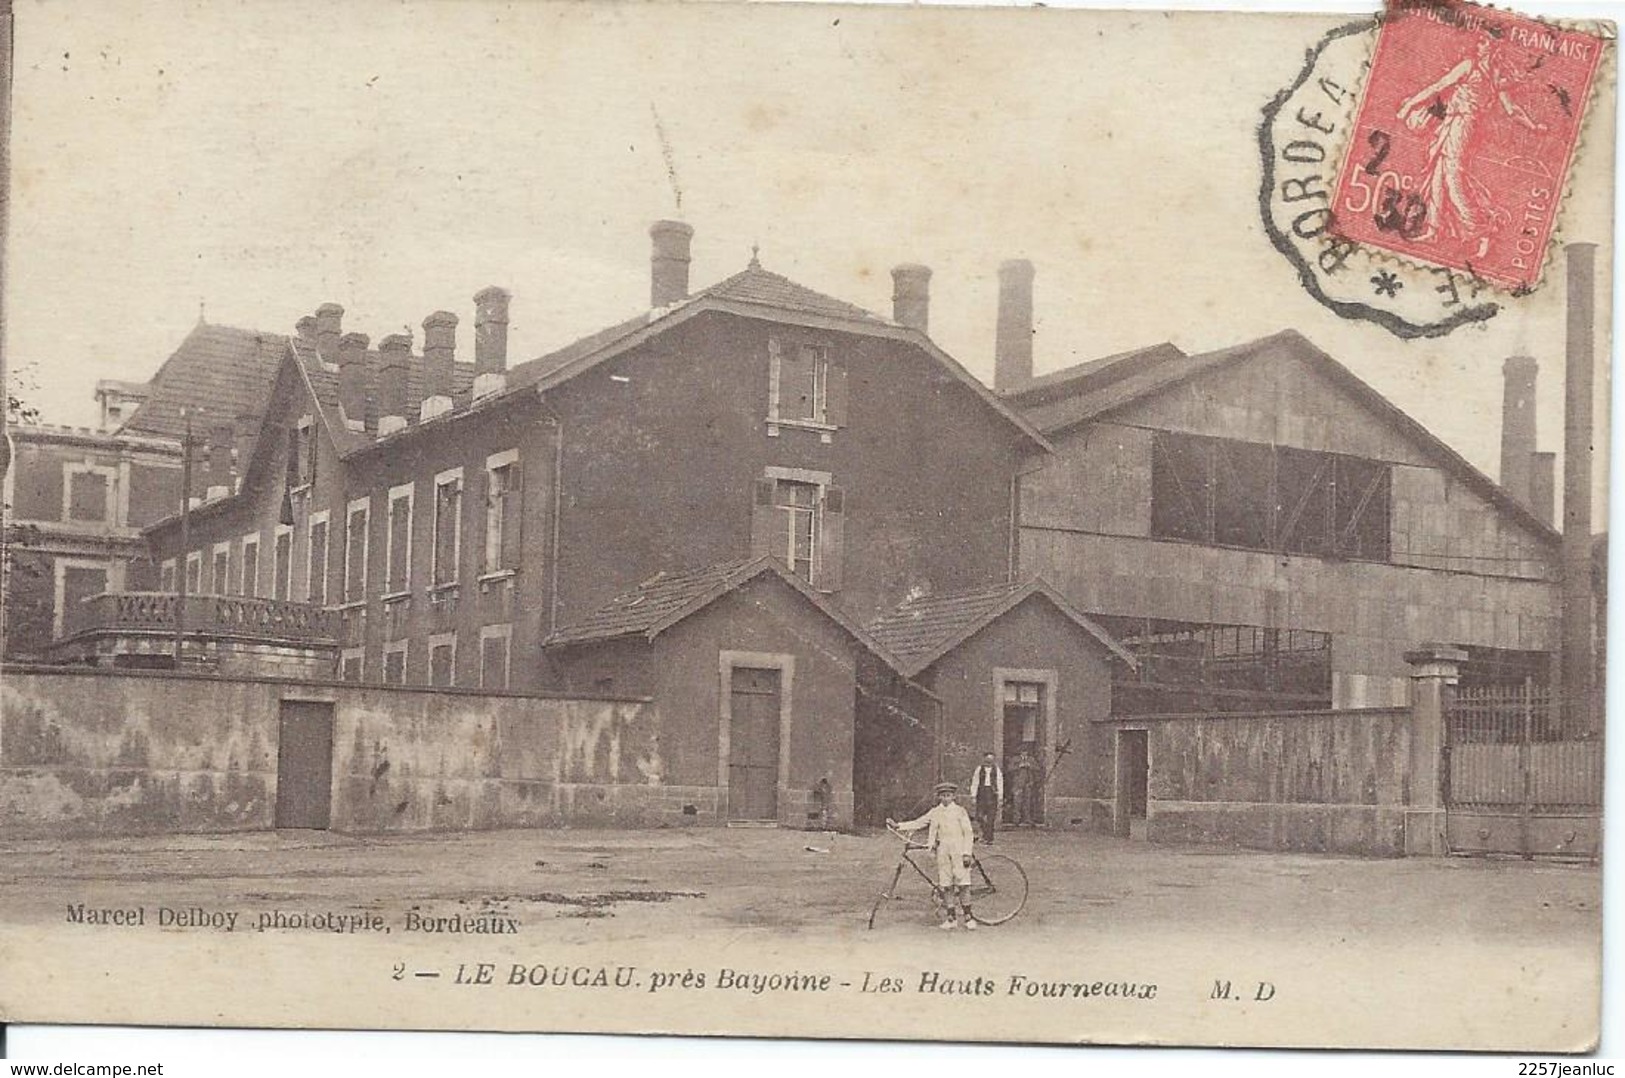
{"left": 120, "top": 323, "right": 290, "bottom": 456}
{"left": 504, "top": 262, "right": 888, "bottom": 395}
{"left": 544, "top": 556, "right": 899, "bottom": 666}
{"left": 1002, "top": 328, "right": 1560, "bottom": 543}
{"left": 867, "top": 579, "right": 1136, "bottom": 678}
{"left": 700, "top": 263, "right": 888, "bottom": 324}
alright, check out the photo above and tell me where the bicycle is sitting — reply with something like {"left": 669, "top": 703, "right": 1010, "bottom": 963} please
{"left": 867, "top": 824, "right": 1028, "bottom": 929}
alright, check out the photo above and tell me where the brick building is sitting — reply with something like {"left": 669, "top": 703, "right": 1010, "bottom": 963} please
{"left": 2, "top": 423, "right": 181, "bottom": 659}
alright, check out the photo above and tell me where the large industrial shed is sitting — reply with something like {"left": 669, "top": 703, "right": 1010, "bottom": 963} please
{"left": 1006, "top": 329, "right": 1561, "bottom": 717}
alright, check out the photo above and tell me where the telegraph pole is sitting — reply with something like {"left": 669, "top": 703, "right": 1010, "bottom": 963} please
{"left": 174, "top": 408, "right": 192, "bottom": 665}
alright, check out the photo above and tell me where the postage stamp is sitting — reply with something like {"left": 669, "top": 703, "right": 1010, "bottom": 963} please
{"left": 1329, "top": 0, "right": 1607, "bottom": 291}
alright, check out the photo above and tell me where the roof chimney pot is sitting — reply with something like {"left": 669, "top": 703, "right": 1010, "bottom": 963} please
{"left": 891, "top": 264, "right": 932, "bottom": 334}
{"left": 473, "top": 288, "right": 510, "bottom": 375}
{"left": 650, "top": 220, "right": 694, "bottom": 307}
{"left": 337, "top": 332, "right": 370, "bottom": 431}
{"left": 315, "top": 303, "right": 344, "bottom": 364}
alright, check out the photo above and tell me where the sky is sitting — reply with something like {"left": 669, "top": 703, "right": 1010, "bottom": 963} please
{"left": 4, "top": 0, "right": 1615, "bottom": 501}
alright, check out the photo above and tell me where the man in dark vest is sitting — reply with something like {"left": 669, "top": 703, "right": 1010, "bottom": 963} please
{"left": 968, "top": 751, "right": 1004, "bottom": 844}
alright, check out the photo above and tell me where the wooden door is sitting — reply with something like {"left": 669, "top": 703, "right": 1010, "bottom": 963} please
{"left": 728, "top": 667, "right": 781, "bottom": 821}
{"left": 274, "top": 700, "right": 335, "bottom": 829}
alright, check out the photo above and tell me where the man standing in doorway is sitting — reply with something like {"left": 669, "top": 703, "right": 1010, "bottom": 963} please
{"left": 969, "top": 751, "right": 1004, "bottom": 844}
{"left": 1010, "top": 743, "right": 1040, "bottom": 827}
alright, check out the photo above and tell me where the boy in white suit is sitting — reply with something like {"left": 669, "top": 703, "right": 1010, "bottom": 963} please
{"left": 888, "top": 781, "right": 979, "bottom": 930}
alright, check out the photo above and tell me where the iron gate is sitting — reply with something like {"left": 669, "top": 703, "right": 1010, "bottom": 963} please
{"left": 1444, "top": 682, "right": 1601, "bottom": 860}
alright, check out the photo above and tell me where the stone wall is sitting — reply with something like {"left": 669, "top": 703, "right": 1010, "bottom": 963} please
{"left": 0, "top": 666, "right": 672, "bottom": 839}
{"left": 1120, "top": 707, "right": 1414, "bottom": 856}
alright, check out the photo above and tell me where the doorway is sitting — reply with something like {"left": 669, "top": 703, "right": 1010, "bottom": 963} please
{"left": 728, "top": 667, "right": 782, "bottom": 822}
{"left": 1115, "top": 729, "right": 1149, "bottom": 839}
{"left": 274, "top": 700, "right": 335, "bottom": 829}
{"left": 1002, "top": 681, "right": 1046, "bottom": 825}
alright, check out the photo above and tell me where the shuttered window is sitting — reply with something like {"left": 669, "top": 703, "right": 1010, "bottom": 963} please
{"left": 307, "top": 515, "right": 329, "bottom": 606}
{"left": 767, "top": 338, "right": 848, "bottom": 430}
{"left": 749, "top": 473, "right": 846, "bottom": 591}
{"left": 434, "top": 469, "right": 462, "bottom": 586}
{"left": 240, "top": 535, "right": 260, "bottom": 597}
{"left": 273, "top": 528, "right": 293, "bottom": 600}
{"left": 484, "top": 453, "right": 522, "bottom": 573}
{"left": 343, "top": 499, "right": 368, "bottom": 603}
{"left": 386, "top": 484, "right": 413, "bottom": 594}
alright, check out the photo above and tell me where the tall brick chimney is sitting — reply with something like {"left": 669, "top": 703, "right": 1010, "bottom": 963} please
{"left": 420, "top": 311, "right": 457, "bottom": 420}
{"left": 994, "top": 259, "right": 1035, "bottom": 393}
{"left": 377, "top": 334, "right": 412, "bottom": 436}
{"left": 650, "top": 220, "right": 694, "bottom": 307}
{"left": 891, "top": 264, "right": 932, "bottom": 334}
{"left": 337, "top": 332, "right": 370, "bottom": 431}
{"left": 474, "top": 287, "right": 511, "bottom": 375}
{"left": 315, "top": 303, "right": 344, "bottom": 363}
{"left": 1499, "top": 355, "right": 1538, "bottom": 507}
{"left": 1561, "top": 242, "right": 1596, "bottom": 734}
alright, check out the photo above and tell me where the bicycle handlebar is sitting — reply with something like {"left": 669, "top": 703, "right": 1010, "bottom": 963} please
{"left": 884, "top": 824, "right": 929, "bottom": 849}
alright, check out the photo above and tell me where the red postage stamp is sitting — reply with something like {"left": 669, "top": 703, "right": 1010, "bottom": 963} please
{"left": 1330, "top": 0, "right": 1607, "bottom": 290}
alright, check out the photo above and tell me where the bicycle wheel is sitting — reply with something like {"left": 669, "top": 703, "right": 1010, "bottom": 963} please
{"left": 966, "top": 853, "right": 1027, "bottom": 925}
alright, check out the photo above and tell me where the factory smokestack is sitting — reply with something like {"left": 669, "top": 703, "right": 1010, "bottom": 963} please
{"left": 1499, "top": 355, "right": 1537, "bottom": 507}
{"left": 1561, "top": 243, "right": 1596, "bottom": 735}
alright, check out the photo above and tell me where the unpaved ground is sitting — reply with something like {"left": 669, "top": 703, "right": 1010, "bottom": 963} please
{"left": 0, "top": 827, "right": 1603, "bottom": 1051}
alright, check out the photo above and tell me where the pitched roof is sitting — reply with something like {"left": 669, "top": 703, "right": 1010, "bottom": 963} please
{"left": 867, "top": 578, "right": 1136, "bottom": 678}
{"left": 1003, "top": 341, "right": 1188, "bottom": 410}
{"left": 544, "top": 556, "right": 900, "bottom": 666}
{"left": 1006, "top": 329, "right": 1561, "bottom": 544}
{"left": 458, "top": 260, "right": 1048, "bottom": 453}
{"left": 120, "top": 323, "right": 289, "bottom": 457}
{"left": 700, "top": 263, "right": 890, "bottom": 325}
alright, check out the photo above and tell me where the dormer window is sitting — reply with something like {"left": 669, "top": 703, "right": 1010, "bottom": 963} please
{"left": 767, "top": 337, "right": 848, "bottom": 441}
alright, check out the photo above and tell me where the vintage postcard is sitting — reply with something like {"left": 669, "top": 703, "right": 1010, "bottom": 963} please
{"left": 0, "top": 0, "right": 1614, "bottom": 1059}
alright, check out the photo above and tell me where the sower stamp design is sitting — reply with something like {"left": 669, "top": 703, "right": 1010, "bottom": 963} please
{"left": 1330, "top": 0, "right": 1606, "bottom": 290}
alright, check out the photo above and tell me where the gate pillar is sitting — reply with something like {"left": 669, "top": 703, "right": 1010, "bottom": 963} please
{"left": 1403, "top": 643, "right": 1467, "bottom": 856}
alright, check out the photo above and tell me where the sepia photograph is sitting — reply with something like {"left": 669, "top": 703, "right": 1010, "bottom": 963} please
{"left": 0, "top": 0, "right": 1615, "bottom": 1064}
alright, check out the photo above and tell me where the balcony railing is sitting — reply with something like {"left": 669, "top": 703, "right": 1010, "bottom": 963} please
{"left": 61, "top": 592, "right": 337, "bottom": 645}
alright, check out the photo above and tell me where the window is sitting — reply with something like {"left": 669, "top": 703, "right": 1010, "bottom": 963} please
{"left": 184, "top": 552, "right": 202, "bottom": 595}
{"left": 211, "top": 543, "right": 230, "bottom": 596}
{"left": 273, "top": 525, "right": 293, "bottom": 600}
{"left": 480, "top": 623, "right": 511, "bottom": 689}
{"left": 159, "top": 559, "right": 176, "bottom": 592}
{"left": 429, "top": 633, "right": 456, "bottom": 687}
{"left": 1150, "top": 432, "right": 1392, "bottom": 561}
{"left": 307, "top": 511, "right": 329, "bottom": 606}
{"left": 383, "top": 640, "right": 407, "bottom": 685}
{"left": 240, "top": 533, "right": 261, "bottom": 597}
{"left": 777, "top": 480, "right": 818, "bottom": 579}
{"left": 344, "top": 497, "right": 369, "bottom": 603}
{"left": 65, "top": 465, "right": 114, "bottom": 523}
{"left": 767, "top": 339, "right": 849, "bottom": 435}
{"left": 340, "top": 648, "right": 364, "bottom": 683}
{"left": 433, "top": 468, "right": 462, "bottom": 586}
{"left": 1003, "top": 682, "right": 1043, "bottom": 744}
{"left": 750, "top": 470, "right": 846, "bottom": 590}
{"left": 386, "top": 483, "right": 414, "bottom": 594}
{"left": 484, "top": 451, "right": 522, "bottom": 574}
